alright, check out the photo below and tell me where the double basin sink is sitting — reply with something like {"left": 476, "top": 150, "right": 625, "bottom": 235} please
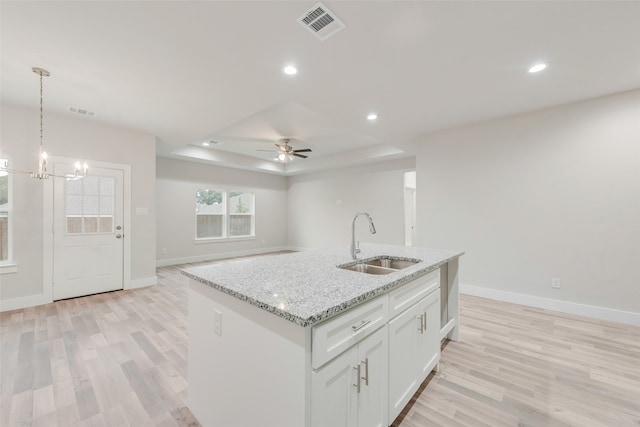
{"left": 339, "top": 256, "right": 421, "bottom": 275}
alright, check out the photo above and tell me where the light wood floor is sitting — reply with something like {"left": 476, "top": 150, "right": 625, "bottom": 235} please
{"left": 2, "top": 253, "right": 639, "bottom": 426}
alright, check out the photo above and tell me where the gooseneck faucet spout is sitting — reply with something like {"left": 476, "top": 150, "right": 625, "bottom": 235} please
{"left": 351, "top": 212, "right": 377, "bottom": 260}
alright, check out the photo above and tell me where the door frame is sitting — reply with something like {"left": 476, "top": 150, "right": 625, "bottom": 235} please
{"left": 403, "top": 171, "right": 416, "bottom": 246}
{"left": 43, "top": 157, "right": 132, "bottom": 301}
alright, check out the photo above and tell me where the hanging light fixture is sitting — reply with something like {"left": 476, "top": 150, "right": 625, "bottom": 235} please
{"left": 0, "top": 67, "right": 88, "bottom": 179}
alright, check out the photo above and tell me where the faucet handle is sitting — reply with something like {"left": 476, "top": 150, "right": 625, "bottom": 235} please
{"left": 356, "top": 241, "right": 361, "bottom": 254}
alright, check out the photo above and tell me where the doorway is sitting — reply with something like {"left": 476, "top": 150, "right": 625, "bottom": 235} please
{"left": 51, "top": 161, "right": 125, "bottom": 300}
{"left": 404, "top": 171, "right": 416, "bottom": 246}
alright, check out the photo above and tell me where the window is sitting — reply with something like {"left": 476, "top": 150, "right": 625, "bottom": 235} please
{"left": 0, "top": 160, "right": 12, "bottom": 264}
{"left": 196, "top": 189, "right": 254, "bottom": 240}
{"left": 229, "top": 191, "right": 254, "bottom": 237}
{"left": 65, "top": 175, "right": 115, "bottom": 234}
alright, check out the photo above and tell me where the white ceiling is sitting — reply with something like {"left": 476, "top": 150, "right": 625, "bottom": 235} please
{"left": 2, "top": 1, "right": 639, "bottom": 175}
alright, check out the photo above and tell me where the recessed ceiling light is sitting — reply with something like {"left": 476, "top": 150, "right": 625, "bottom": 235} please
{"left": 528, "top": 63, "right": 548, "bottom": 73}
{"left": 283, "top": 65, "right": 298, "bottom": 75}
{"left": 202, "top": 141, "right": 211, "bottom": 146}
{"left": 367, "top": 113, "right": 378, "bottom": 121}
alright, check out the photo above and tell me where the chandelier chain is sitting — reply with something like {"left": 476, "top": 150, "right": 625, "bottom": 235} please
{"left": 39, "top": 71, "right": 44, "bottom": 151}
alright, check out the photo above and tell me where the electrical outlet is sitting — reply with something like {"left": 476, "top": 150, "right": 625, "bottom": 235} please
{"left": 214, "top": 309, "right": 222, "bottom": 336}
{"left": 551, "top": 278, "right": 561, "bottom": 289}
{"left": 162, "top": 248, "right": 167, "bottom": 255}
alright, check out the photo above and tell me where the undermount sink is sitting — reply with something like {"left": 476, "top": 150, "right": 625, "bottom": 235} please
{"left": 363, "top": 258, "right": 419, "bottom": 270}
{"left": 339, "top": 256, "right": 421, "bottom": 275}
{"left": 340, "top": 263, "right": 395, "bottom": 275}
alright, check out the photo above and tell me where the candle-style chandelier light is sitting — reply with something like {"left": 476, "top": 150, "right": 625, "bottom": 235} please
{"left": 0, "top": 67, "right": 88, "bottom": 179}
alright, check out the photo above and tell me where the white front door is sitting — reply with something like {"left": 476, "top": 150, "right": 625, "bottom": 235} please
{"left": 53, "top": 162, "right": 124, "bottom": 300}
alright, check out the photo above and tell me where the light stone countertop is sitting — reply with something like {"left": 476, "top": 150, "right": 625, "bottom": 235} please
{"left": 182, "top": 243, "right": 464, "bottom": 327}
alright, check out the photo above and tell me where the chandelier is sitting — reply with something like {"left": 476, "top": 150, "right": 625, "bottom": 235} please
{"left": 0, "top": 67, "right": 88, "bottom": 179}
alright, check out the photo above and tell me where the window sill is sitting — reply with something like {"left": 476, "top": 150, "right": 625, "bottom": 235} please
{"left": 0, "top": 264, "right": 18, "bottom": 275}
{"left": 194, "top": 236, "right": 256, "bottom": 245}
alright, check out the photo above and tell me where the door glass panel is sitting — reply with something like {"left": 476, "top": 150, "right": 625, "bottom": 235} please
{"left": 84, "top": 217, "right": 98, "bottom": 233}
{"left": 65, "top": 176, "right": 116, "bottom": 234}
{"left": 67, "top": 217, "right": 82, "bottom": 233}
{"left": 84, "top": 176, "right": 99, "bottom": 195}
{"left": 100, "top": 178, "right": 114, "bottom": 196}
{"left": 66, "top": 195, "right": 83, "bottom": 215}
{"left": 66, "top": 178, "right": 83, "bottom": 195}
{"left": 83, "top": 196, "right": 100, "bottom": 215}
{"left": 100, "top": 196, "right": 114, "bottom": 214}
{"left": 99, "top": 217, "right": 113, "bottom": 233}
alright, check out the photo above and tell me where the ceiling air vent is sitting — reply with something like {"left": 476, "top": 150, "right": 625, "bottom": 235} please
{"left": 68, "top": 106, "right": 96, "bottom": 118}
{"left": 298, "top": 2, "right": 345, "bottom": 41}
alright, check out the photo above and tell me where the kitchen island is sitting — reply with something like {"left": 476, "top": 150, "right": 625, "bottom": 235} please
{"left": 183, "top": 244, "right": 463, "bottom": 427}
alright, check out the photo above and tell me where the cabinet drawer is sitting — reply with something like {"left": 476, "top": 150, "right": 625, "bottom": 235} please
{"left": 312, "top": 294, "right": 388, "bottom": 369}
{"left": 388, "top": 270, "right": 439, "bottom": 319}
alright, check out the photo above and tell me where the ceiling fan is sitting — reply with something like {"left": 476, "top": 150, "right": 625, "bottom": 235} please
{"left": 258, "top": 138, "right": 312, "bottom": 162}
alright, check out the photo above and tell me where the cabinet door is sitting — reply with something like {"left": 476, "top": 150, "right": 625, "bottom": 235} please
{"left": 357, "top": 327, "right": 388, "bottom": 427}
{"left": 311, "top": 346, "right": 358, "bottom": 427}
{"left": 417, "top": 291, "right": 440, "bottom": 378}
{"left": 388, "top": 302, "right": 420, "bottom": 422}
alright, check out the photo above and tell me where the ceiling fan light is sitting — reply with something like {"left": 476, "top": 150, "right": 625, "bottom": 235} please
{"left": 275, "top": 152, "right": 294, "bottom": 163}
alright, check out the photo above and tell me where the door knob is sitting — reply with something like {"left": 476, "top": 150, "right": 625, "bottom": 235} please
{"left": 116, "top": 234, "right": 122, "bottom": 239}
{"left": 116, "top": 225, "right": 122, "bottom": 230}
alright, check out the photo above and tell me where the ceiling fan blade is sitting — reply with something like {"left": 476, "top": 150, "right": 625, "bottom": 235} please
{"left": 293, "top": 153, "right": 308, "bottom": 159}
{"left": 257, "top": 149, "right": 276, "bottom": 152}
{"left": 293, "top": 148, "right": 312, "bottom": 153}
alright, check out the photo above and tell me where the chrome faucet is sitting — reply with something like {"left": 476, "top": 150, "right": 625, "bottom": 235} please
{"left": 351, "top": 212, "right": 376, "bottom": 259}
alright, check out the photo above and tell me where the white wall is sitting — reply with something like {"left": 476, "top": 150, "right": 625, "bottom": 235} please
{"left": 416, "top": 90, "right": 640, "bottom": 317}
{"left": 287, "top": 158, "right": 415, "bottom": 250}
{"left": 156, "top": 157, "right": 288, "bottom": 265}
{"left": 0, "top": 104, "right": 157, "bottom": 308}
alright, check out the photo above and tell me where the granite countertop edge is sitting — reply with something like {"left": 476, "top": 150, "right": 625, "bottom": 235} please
{"left": 182, "top": 245, "right": 464, "bottom": 327}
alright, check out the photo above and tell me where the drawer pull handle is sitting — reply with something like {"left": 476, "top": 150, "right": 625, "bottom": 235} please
{"left": 351, "top": 319, "right": 371, "bottom": 332}
{"left": 353, "top": 364, "right": 361, "bottom": 393}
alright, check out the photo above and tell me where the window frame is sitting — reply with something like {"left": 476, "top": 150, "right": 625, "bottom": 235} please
{"left": 194, "top": 188, "right": 255, "bottom": 242}
{"left": 0, "top": 157, "right": 16, "bottom": 273}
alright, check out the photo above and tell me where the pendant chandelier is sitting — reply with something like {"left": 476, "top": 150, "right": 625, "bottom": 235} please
{"left": 0, "top": 67, "right": 88, "bottom": 179}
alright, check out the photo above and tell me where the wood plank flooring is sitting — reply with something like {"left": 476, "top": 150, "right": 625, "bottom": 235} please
{"left": 2, "top": 252, "right": 639, "bottom": 426}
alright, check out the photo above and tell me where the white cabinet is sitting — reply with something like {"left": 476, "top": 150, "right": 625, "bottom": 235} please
{"left": 417, "top": 291, "right": 440, "bottom": 378}
{"left": 312, "top": 326, "right": 388, "bottom": 427}
{"left": 388, "top": 288, "right": 440, "bottom": 422}
{"left": 188, "top": 262, "right": 453, "bottom": 427}
{"left": 312, "top": 295, "right": 388, "bottom": 369}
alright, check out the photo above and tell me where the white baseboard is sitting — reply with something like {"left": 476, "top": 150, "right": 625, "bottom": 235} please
{"left": 1, "top": 292, "right": 53, "bottom": 313}
{"left": 127, "top": 276, "right": 158, "bottom": 289}
{"left": 156, "top": 246, "right": 294, "bottom": 267}
{"left": 461, "top": 283, "right": 640, "bottom": 327}
{"left": 2, "top": 276, "right": 158, "bottom": 312}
